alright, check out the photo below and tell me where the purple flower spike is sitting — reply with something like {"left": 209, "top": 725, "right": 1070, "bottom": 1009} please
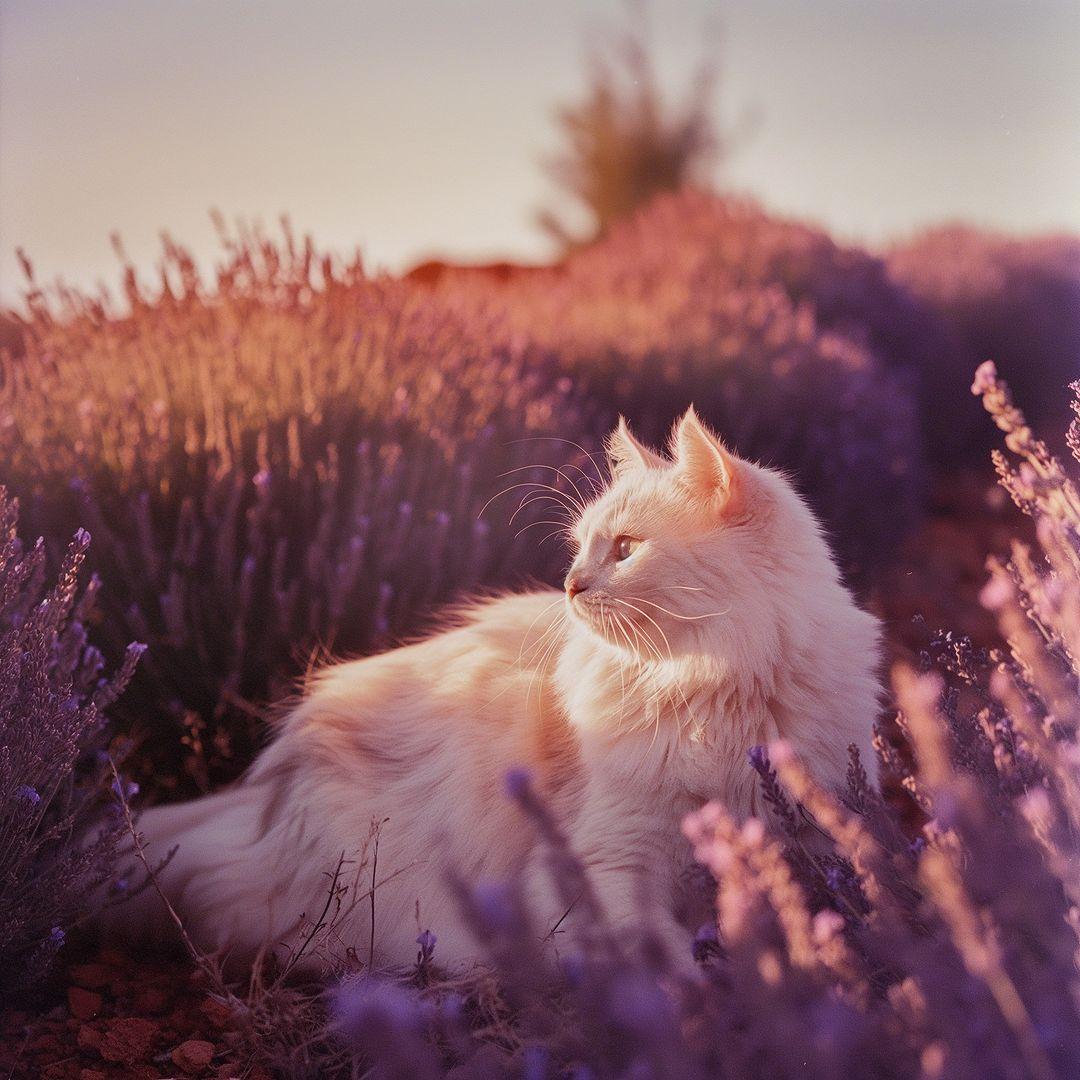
{"left": 111, "top": 777, "right": 139, "bottom": 801}
{"left": 15, "top": 785, "right": 41, "bottom": 806}
{"left": 746, "top": 745, "right": 768, "bottom": 772}
{"left": 504, "top": 766, "right": 534, "bottom": 800}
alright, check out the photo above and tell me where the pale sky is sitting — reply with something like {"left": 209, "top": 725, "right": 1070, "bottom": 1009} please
{"left": 2, "top": 0, "right": 1078, "bottom": 303}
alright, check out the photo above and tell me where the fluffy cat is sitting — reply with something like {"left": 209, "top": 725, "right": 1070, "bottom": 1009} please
{"left": 108, "top": 408, "right": 880, "bottom": 972}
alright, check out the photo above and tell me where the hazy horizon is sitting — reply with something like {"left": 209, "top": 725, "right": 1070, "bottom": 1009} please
{"left": 2, "top": 0, "right": 1078, "bottom": 304}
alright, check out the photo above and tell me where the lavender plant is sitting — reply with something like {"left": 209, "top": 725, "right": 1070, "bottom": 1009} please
{"left": 533, "top": 188, "right": 957, "bottom": 464}
{"left": 0, "top": 487, "right": 142, "bottom": 997}
{"left": 3, "top": 236, "right": 595, "bottom": 793}
{"left": 889, "top": 226, "right": 1080, "bottom": 460}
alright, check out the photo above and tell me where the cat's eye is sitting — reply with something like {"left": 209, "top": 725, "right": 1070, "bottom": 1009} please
{"left": 614, "top": 536, "right": 642, "bottom": 562}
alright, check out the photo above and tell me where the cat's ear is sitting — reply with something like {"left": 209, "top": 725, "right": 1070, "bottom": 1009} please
{"left": 671, "top": 406, "right": 738, "bottom": 503}
{"left": 606, "top": 416, "right": 666, "bottom": 477}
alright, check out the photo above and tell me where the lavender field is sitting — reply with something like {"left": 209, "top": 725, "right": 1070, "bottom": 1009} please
{"left": 1, "top": 186, "right": 1079, "bottom": 1078}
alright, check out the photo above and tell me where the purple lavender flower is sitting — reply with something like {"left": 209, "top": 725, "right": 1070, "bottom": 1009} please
{"left": 692, "top": 921, "right": 720, "bottom": 962}
{"left": 747, "top": 745, "right": 768, "bottom": 772}
{"left": 111, "top": 777, "right": 139, "bottom": 802}
{"left": 522, "top": 1045, "right": 549, "bottom": 1080}
{"left": 471, "top": 880, "right": 516, "bottom": 933}
{"left": 504, "top": 766, "right": 533, "bottom": 800}
{"left": 0, "top": 492, "right": 136, "bottom": 994}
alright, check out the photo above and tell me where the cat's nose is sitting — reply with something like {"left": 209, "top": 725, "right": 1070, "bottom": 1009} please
{"left": 566, "top": 574, "right": 589, "bottom": 599}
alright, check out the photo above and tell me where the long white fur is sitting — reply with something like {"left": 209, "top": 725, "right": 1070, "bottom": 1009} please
{"left": 107, "top": 408, "right": 880, "bottom": 972}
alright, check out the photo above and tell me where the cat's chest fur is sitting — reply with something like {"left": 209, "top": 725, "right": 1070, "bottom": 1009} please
{"left": 554, "top": 622, "right": 775, "bottom": 818}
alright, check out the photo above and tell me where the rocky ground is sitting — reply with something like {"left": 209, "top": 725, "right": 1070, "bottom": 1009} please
{"left": 0, "top": 941, "right": 267, "bottom": 1080}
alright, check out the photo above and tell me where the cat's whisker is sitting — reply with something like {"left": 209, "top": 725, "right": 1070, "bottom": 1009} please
{"left": 609, "top": 598, "right": 676, "bottom": 665}
{"left": 527, "top": 612, "right": 566, "bottom": 716}
{"left": 494, "top": 464, "right": 588, "bottom": 514}
{"left": 612, "top": 610, "right": 655, "bottom": 735}
{"left": 477, "top": 480, "right": 579, "bottom": 523}
{"left": 508, "top": 492, "right": 572, "bottom": 528}
{"left": 537, "top": 527, "right": 573, "bottom": 548}
{"left": 610, "top": 597, "right": 697, "bottom": 725}
{"left": 625, "top": 595, "right": 732, "bottom": 622}
{"left": 600, "top": 604, "right": 627, "bottom": 710}
{"left": 520, "top": 614, "right": 568, "bottom": 675}
{"left": 506, "top": 436, "right": 608, "bottom": 491}
{"left": 554, "top": 460, "right": 605, "bottom": 499}
{"left": 611, "top": 613, "right": 637, "bottom": 728}
{"left": 516, "top": 596, "right": 569, "bottom": 669}
{"left": 514, "top": 518, "right": 574, "bottom": 541}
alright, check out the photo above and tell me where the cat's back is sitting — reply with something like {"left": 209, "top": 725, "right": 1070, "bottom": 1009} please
{"left": 313, "top": 587, "right": 567, "bottom": 706}
{"left": 256, "top": 588, "right": 574, "bottom": 794}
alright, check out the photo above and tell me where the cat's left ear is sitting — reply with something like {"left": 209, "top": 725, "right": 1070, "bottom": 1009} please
{"left": 671, "top": 407, "right": 738, "bottom": 505}
{"left": 606, "top": 416, "right": 667, "bottom": 477}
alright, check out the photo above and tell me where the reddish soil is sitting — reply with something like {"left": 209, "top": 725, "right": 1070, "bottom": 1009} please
{"left": 0, "top": 941, "right": 265, "bottom": 1080}
{"left": 873, "top": 472, "right": 1025, "bottom": 656}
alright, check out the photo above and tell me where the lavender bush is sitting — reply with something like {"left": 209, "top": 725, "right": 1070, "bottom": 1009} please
{"left": 889, "top": 226, "right": 1080, "bottom": 460}
{"left": 247, "top": 369, "right": 1078, "bottom": 1079}
{"left": 532, "top": 188, "right": 957, "bottom": 463}
{"left": 3, "top": 235, "right": 595, "bottom": 793}
{"left": 0, "top": 487, "right": 142, "bottom": 997}
{"left": 435, "top": 194, "right": 926, "bottom": 579}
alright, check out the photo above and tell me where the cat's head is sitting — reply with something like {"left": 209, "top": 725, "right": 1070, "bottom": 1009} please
{"left": 563, "top": 407, "right": 839, "bottom": 662}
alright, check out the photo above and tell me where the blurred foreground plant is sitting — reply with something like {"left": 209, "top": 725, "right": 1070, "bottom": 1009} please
{"left": 0, "top": 488, "right": 142, "bottom": 997}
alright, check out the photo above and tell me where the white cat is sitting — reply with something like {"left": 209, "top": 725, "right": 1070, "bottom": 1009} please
{"left": 110, "top": 408, "right": 880, "bottom": 973}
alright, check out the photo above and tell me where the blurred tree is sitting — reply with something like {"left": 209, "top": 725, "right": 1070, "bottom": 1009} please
{"left": 539, "top": 7, "right": 731, "bottom": 250}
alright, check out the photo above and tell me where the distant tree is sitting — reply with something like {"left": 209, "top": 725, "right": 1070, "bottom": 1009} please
{"left": 539, "top": 8, "right": 730, "bottom": 250}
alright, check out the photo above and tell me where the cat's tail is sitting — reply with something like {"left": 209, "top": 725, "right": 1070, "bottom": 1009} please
{"left": 99, "top": 782, "right": 296, "bottom": 963}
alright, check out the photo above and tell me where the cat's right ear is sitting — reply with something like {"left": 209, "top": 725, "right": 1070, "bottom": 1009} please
{"left": 606, "top": 416, "right": 666, "bottom": 478}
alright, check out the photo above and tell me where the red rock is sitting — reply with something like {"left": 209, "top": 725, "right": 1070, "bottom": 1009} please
{"left": 199, "top": 997, "right": 234, "bottom": 1029}
{"left": 77, "top": 1024, "right": 103, "bottom": 1053}
{"left": 67, "top": 987, "right": 103, "bottom": 1020}
{"left": 69, "top": 963, "right": 113, "bottom": 989}
{"left": 98, "top": 1016, "right": 159, "bottom": 1065}
{"left": 79, "top": 1070, "right": 107, "bottom": 1080}
{"left": 132, "top": 985, "right": 170, "bottom": 1014}
{"left": 172, "top": 1039, "right": 215, "bottom": 1074}
{"left": 26, "top": 1032, "right": 65, "bottom": 1053}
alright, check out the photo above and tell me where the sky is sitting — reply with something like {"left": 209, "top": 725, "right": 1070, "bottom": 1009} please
{"left": 2, "top": 0, "right": 1079, "bottom": 302}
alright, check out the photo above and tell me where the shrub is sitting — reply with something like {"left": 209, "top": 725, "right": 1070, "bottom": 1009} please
{"left": 2, "top": 235, "right": 595, "bottom": 794}
{"left": 888, "top": 226, "right": 1080, "bottom": 460}
{"left": 0, "top": 487, "right": 142, "bottom": 998}
{"left": 538, "top": 18, "right": 725, "bottom": 249}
